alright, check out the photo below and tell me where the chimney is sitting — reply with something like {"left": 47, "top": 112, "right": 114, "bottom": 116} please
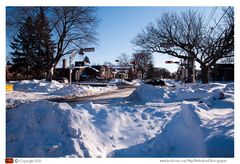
{"left": 62, "top": 59, "right": 67, "bottom": 69}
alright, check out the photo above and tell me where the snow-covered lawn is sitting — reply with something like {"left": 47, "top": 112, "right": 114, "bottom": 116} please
{"left": 6, "top": 81, "right": 234, "bottom": 157}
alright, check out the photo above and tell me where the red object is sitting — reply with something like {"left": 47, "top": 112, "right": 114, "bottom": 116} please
{"left": 5, "top": 158, "right": 13, "bottom": 163}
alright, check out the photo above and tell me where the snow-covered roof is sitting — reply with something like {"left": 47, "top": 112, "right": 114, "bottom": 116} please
{"left": 73, "top": 66, "right": 99, "bottom": 72}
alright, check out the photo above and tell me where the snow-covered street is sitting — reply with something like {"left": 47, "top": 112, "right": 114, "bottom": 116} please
{"left": 6, "top": 80, "right": 234, "bottom": 157}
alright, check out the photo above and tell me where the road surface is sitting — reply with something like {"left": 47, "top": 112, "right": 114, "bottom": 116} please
{"left": 49, "top": 87, "right": 136, "bottom": 105}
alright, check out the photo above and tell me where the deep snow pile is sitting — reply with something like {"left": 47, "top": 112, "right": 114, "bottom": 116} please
{"left": 127, "top": 84, "right": 165, "bottom": 102}
{"left": 11, "top": 79, "right": 64, "bottom": 92}
{"left": 167, "top": 82, "right": 227, "bottom": 101}
{"left": 6, "top": 82, "right": 234, "bottom": 157}
{"left": 6, "top": 100, "right": 106, "bottom": 157}
{"left": 11, "top": 79, "right": 117, "bottom": 96}
{"left": 109, "top": 78, "right": 142, "bottom": 87}
{"left": 50, "top": 84, "right": 116, "bottom": 96}
{"left": 110, "top": 102, "right": 233, "bottom": 157}
{"left": 6, "top": 99, "right": 179, "bottom": 157}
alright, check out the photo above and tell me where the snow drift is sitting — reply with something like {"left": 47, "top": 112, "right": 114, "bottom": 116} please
{"left": 6, "top": 82, "right": 234, "bottom": 158}
{"left": 6, "top": 100, "right": 106, "bottom": 157}
{"left": 168, "top": 82, "right": 227, "bottom": 101}
{"left": 109, "top": 79, "right": 142, "bottom": 87}
{"left": 6, "top": 80, "right": 117, "bottom": 108}
{"left": 109, "top": 101, "right": 234, "bottom": 157}
{"left": 127, "top": 84, "right": 165, "bottom": 102}
{"left": 10, "top": 79, "right": 117, "bottom": 96}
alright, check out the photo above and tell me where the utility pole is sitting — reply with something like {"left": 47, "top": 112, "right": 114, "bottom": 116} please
{"left": 192, "top": 58, "right": 196, "bottom": 83}
{"left": 69, "top": 51, "right": 78, "bottom": 85}
{"left": 69, "top": 48, "right": 95, "bottom": 84}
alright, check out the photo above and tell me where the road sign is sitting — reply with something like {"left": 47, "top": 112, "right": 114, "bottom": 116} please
{"left": 165, "top": 61, "right": 173, "bottom": 64}
{"left": 83, "top": 48, "right": 95, "bottom": 52}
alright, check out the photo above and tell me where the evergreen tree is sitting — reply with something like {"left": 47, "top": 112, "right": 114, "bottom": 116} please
{"left": 33, "top": 8, "right": 55, "bottom": 80}
{"left": 10, "top": 16, "right": 36, "bottom": 79}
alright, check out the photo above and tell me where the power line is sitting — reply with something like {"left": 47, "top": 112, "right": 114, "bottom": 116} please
{"left": 204, "top": 7, "right": 218, "bottom": 27}
{"left": 209, "top": 7, "right": 230, "bottom": 35}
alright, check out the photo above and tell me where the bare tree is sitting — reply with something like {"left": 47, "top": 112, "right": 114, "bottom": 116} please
{"left": 45, "top": 7, "right": 99, "bottom": 81}
{"left": 7, "top": 7, "right": 99, "bottom": 81}
{"left": 116, "top": 53, "right": 134, "bottom": 79}
{"left": 132, "top": 7, "right": 234, "bottom": 83}
{"left": 132, "top": 52, "right": 153, "bottom": 80}
{"left": 116, "top": 53, "right": 132, "bottom": 67}
{"left": 103, "top": 61, "right": 114, "bottom": 67}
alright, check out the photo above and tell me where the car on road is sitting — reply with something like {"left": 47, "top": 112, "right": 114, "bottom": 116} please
{"left": 144, "top": 79, "right": 166, "bottom": 86}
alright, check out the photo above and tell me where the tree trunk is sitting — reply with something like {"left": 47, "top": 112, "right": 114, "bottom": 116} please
{"left": 46, "top": 55, "right": 62, "bottom": 82}
{"left": 46, "top": 67, "right": 54, "bottom": 82}
{"left": 201, "top": 65, "right": 209, "bottom": 84}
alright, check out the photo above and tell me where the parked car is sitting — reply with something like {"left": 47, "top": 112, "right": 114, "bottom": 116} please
{"left": 144, "top": 79, "right": 166, "bottom": 86}
{"left": 183, "top": 77, "right": 193, "bottom": 83}
{"left": 54, "top": 77, "right": 69, "bottom": 83}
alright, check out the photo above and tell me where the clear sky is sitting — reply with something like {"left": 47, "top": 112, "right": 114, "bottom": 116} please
{"left": 6, "top": 6, "right": 222, "bottom": 73}
{"left": 78, "top": 6, "right": 222, "bottom": 73}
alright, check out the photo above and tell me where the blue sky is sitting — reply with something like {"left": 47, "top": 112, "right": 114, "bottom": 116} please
{"left": 6, "top": 6, "right": 222, "bottom": 73}
{"left": 78, "top": 6, "right": 221, "bottom": 72}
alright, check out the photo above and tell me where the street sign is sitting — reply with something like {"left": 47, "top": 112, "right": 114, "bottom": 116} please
{"left": 165, "top": 61, "right": 173, "bottom": 64}
{"left": 79, "top": 48, "right": 95, "bottom": 55}
{"left": 83, "top": 48, "right": 95, "bottom": 52}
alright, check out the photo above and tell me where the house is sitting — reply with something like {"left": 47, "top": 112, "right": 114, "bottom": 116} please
{"left": 78, "top": 65, "right": 113, "bottom": 81}
{"left": 210, "top": 64, "right": 234, "bottom": 81}
{"left": 55, "top": 59, "right": 115, "bottom": 82}
{"left": 110, "top": 66, "right": 132, "bottom": 80}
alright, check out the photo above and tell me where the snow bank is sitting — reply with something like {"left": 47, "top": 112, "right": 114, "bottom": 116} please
{"left": 12, "top": 79, "right": 63, "bottom": 92}
{"left": 6, "top": 82, "right": 234, "bottom": 158}
{"left": 109, "top": 102, "right": 207, "bottom": 157}
{"left": 7, "top": 99, "right": 179, "bottom": 157}
{"left": 11, "top": 79, "right": 117, "bottom": 97}
{"left": 224, "top": 82, "right": 234, "bottom": 93}
{"left": 109, "top": 78, "right": 143, "bottom": 87}
{"left": 6, "top": 80, "right": 117, "bottom": 108}
{"left": 168, "top": 82, "right": 227, "bottom": 101}
{"left": 127, "top": 84, "right": 165, "bottom": 102}
{"left": 199, "top": 90, "right": 225, "bottom": 106}
{"left": 6, "top": 100, "right": 106, "bottom": 157}
{"left": 50, "top": 84, "right": 116, "bottom": 97}
{"left": 110, "top": 100, "right": 233, "bottom": 157}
